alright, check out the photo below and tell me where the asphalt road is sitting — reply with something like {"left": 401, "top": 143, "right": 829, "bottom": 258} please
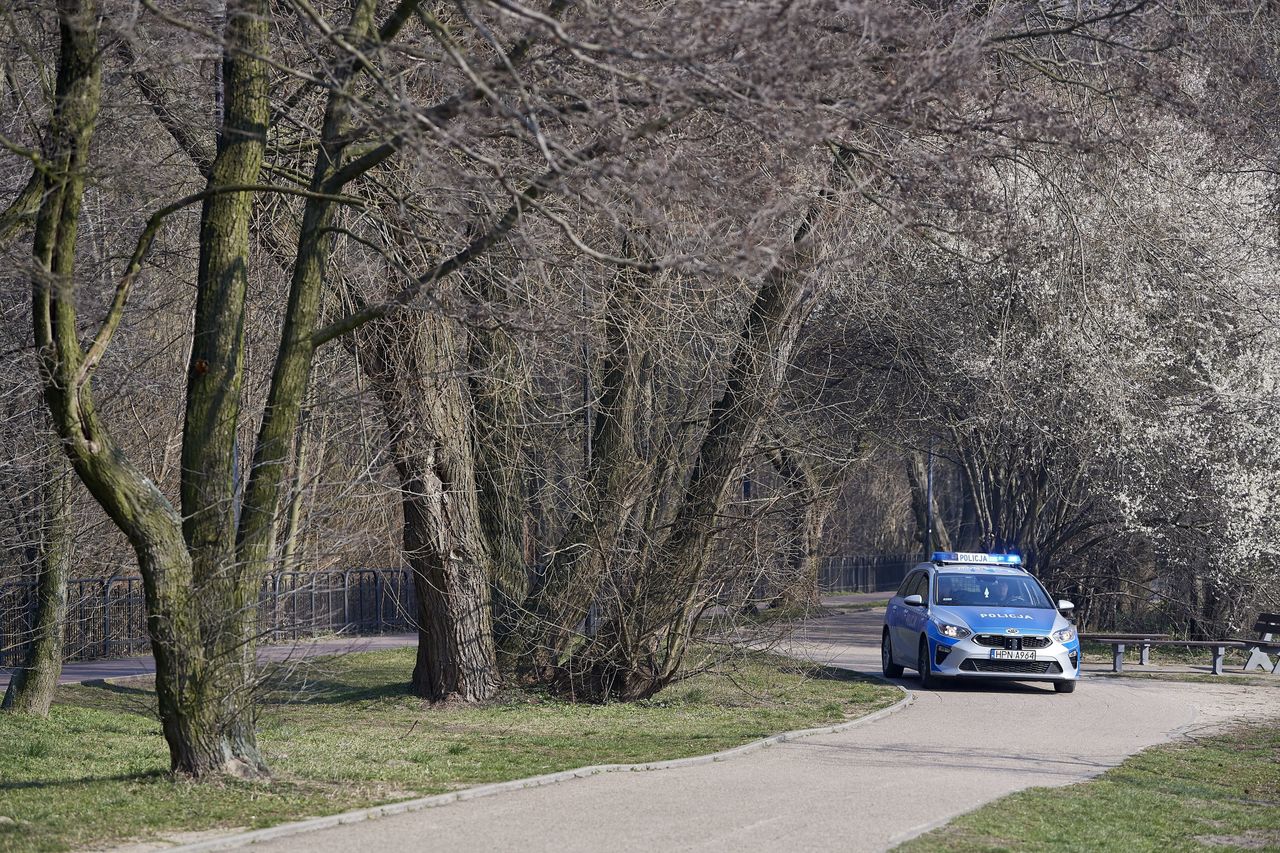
{"left": 237, "top": 605, "right": 1277, "bottom": 853}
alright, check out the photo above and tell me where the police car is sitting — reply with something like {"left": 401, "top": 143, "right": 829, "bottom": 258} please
{"left": 881, "top": 552, "right": 1081, "bottom": 693}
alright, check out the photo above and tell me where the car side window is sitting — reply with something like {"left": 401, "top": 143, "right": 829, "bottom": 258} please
{"left": 896, "top": 572, "right": 918, "bottom": 598}
{"left": 910, "top": 572, "right": 929, "bottom": 601}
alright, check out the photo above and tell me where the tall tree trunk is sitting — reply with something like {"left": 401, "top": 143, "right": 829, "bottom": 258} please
{"left": 276, "top": 404, "right": 314, "bottom": 574}
{"left": 513, "top": 279, "right": 654, "bottom": 679}
{"left": 956, "top": 464, "right": 981, "bottom": 551}
{"left": 227, "top": 0, "right": 392, "bottom": 761}
{"left": 29, "top": 0, "right": 224, "bottom": 773}
{"left": 176, "top": 0, "right": 273, "bottom": 776}
{"left": 29, "top": 0, "right": 385, "bottom": 776}
{"left": 467, "top": 272, "right": 532, "bottom": 654}
{"left": 2, "top": 438, "right": 72, "bottom": 716}
{"left": 359, "top": 312, "right": 500, "bottom": 702}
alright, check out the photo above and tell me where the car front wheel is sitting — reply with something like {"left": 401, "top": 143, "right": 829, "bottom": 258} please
{"left": 917, "top": 638, "right": 937, "bottom": 689}
{"left": 882, "top": 631, "right": 904, "bottom": 678}
{"left": 1054, "top": 679, "right": 1077, "bottom": 694}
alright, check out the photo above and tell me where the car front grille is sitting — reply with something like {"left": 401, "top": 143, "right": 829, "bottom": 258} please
{"left": 973, "top": 634, "right": 1051, "bottom": 650}
{"left": 959, "top": 659, "right": 1064, "bottom": 675}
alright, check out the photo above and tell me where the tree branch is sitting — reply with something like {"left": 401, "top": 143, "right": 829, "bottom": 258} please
{"left": 113, "top": 38, "right": 215, "bottom": 178}
{"left": 312, "top": 112, "right": 680, "bottom": 346}
{"left": 74, "top": 183, "right": 365, "bottom": 388}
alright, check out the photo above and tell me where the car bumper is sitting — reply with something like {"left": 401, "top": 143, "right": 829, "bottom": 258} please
{"left": 927, "top": 635, "right": 1081, "bottom": 681}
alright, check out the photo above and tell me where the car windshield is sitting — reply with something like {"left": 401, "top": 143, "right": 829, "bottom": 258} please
{"left": 934, "top": 572, "right": 1052, "bottom": 609}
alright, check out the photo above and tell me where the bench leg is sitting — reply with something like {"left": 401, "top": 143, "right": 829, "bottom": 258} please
{"left": 1140, "top": 643, "right": 1151, "bottom": 666}
{"left": 1212, "top": 646, "right": 1225, "bottom": 676}
{"left": 1113, "top": 643, "right": 1125, "bottom": 673}
{"left": 1243, "top": 646, "right": 1275, "bottom": 674}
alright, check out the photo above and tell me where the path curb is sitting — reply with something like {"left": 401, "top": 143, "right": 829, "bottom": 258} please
{"left": 169, "top": 683, "right": 913, "bottom": 852}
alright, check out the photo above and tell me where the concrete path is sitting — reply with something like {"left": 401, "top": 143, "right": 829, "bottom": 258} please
{"left": 0, "top": 634, "right": 418, "bottom": 691}
{"left": 820, "top": 591, "right": 896, "bottom": 607}
{"left": 240, "top": 605, "right": 1277, "bottom": 853}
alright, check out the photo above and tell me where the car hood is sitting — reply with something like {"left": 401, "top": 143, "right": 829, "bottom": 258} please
{"left": 933, "top": 605, "right": 1063, "bottom": 635}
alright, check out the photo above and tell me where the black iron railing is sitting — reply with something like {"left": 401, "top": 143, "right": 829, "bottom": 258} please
{"left": 2, "top": 555, "right": 913, "bottom": 666}
{"left": 0, "top": 568, "right": 416, "bottom": 667}
{"left": 818, "top": 553, "right": 918, "bottom": 594}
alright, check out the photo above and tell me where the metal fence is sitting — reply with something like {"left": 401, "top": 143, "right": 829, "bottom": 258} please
{"left": 2, "top": 555, "right": 913, "bottom": 666}
{"left": 819, "top": 553, "right": 918, "bottom": 594}
{"left": 0, "top": 568, "right": 416, "bottom": 668}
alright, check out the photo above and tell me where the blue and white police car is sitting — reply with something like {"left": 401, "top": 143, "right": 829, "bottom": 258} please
{"left": 881, "top": 552, "right": 1081, "bottom": 693}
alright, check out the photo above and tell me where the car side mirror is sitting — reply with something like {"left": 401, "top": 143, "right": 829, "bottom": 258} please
{"left": 1057, "top": 599, "right": 1075, "bottom": 612}
{"left": 904, "top": 594, "right": 924, "bottom": 607}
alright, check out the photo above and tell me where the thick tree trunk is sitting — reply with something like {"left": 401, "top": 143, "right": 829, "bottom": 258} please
{"left": 29, "top": 0, "right": 432, "bottom": 774}
{"left": 513, "top": 282, "right": 654, "bottom": 678}
{"left": 2, "top": 441, "right": 72, "bottom": 716}
{"left": 28, "top": 0, "right": 226, "bottom": 777}
{"left": 956, "top": 465, "right": 981, "bottom": 551}
{"left": 175, "top": 0, "right": 273, "bottom": 775}
{"left": 467, "top": 277, "right": 532, "bottom": 653}
{"left": 576, "top": 196, "right": 832, "bottom": 701}
{"left": 361, "top": 313, "right": 500, "bottom": 703}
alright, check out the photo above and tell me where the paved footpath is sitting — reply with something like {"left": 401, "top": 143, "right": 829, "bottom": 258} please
{"left": 234, "top": 603, "right": 1277, "bottom": 853}
{"left": 0, "top": 634, "right": 419, "bottom": 691}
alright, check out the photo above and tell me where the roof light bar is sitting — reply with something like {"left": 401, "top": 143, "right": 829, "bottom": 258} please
{"left": 931, "top": 551, "right": 1023, "bottom": 566}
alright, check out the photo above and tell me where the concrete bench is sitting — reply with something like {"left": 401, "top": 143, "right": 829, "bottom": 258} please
{"left": 1240, "top": 613, "right": 1280, "bottom": 675}
{"left": 1083, "top": 635, "right": 1244, "bottom": 676}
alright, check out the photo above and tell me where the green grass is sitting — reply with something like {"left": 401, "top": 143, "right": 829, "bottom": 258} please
{"left": 0, "top": 647, "right": 899, "bottom": 853}
{"left": 899, "top": 720, "right": 1280, "bottom": 853}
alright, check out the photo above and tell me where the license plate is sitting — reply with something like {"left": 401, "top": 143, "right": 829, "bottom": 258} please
{"left": 990, "top": 650, "right": 1036, "bottom": 661}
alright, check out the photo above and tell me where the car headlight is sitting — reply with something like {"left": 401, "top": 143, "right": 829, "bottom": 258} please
{"left": 1053, "top": 626, "right": 1077, "bottom": 643}
{"left": 932, "top": 620, "right": 971, "bottom": 640}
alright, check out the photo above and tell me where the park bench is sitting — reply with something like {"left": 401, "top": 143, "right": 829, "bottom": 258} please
{"left": 1080, "top": 633, "right": 1245, "bottom": 676}
{"left": 1078, "top": 633, "right": 1169, "bottom": 670}
{"left": 1241, "top": 613, "right": 1280, "bottom": 675}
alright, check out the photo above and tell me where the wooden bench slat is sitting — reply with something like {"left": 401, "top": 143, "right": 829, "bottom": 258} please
{"left": 1081, "top": 620, "right": 1280, "bottom": 676}
{"left": 1087, "top": 638, "right": 1246, "bottom": 675}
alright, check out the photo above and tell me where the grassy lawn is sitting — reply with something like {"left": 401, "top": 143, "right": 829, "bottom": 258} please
{"left": 900, "top": 720, "right": 1280, "bottom": 853}
{"left": 0, "top": 647, "right": 899, "bottom": 853}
